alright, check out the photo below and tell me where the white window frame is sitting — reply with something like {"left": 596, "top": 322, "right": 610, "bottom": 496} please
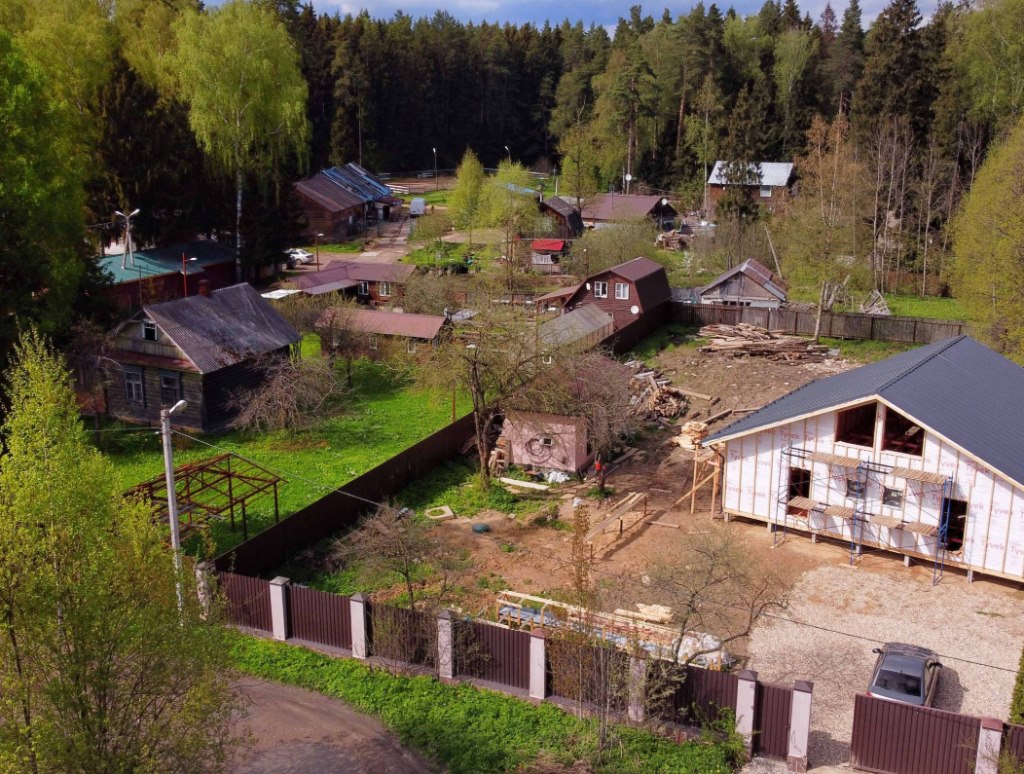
{"left": 759, "top": 185, "right": 772, "bottom": 198}
{"left": 406, "top": 338, "right": 417, "bottom": 354}
{"left": 124, "top": 370, "right": 144, "bottom": 405}
{"left": 368, "top": 334, "right": 378, "bottom": 350}
{"left": 540, "top": 437, "right": 553, "bottom": 447}
{"left": 614, "top": 282, "right": 629, "bottom": 300}
{"left": 593, "top": 281, "right": 608, "bottom": 299}
{"left": 357, "top": 281, "right": 369, "bottom": 296}
{"left": 142, "top": 320, "right": 159, "bottom": 342}
{"left": 379, "top": 282, "right": 391, "bottom": 297}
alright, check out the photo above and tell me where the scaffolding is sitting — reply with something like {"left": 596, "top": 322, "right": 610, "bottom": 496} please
{"left": 777, "top": 446, "right": 953, "bottom": 578}
{"left": 124, "top": 453, "right": 284, "bottom": 542}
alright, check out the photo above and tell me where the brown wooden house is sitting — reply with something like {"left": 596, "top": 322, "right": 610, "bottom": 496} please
{"left": 693, "top": 258, "right": 787, "bottom": 309}
{"left": 316, "top": 308, "right": 450, "bottom": 360}
{"left": 538, "top": 196, "right": 585, "bottom": 239}
{"left": 292, "top": 163, "right": 400, "bottom": 242}
{"left": 107, "top": 282, "right": 301, "bottom": 433}
{"left": 290, "top": 260, "right": 416, "bottom": 306}
{"left": 559, "top": 256, "right": 672, "bottom": 330}
{"left": 706, "top": 161, "right": 794, "bottom": 220}
{"left": 580, "top": 194, "right": 677, "bottom": 228}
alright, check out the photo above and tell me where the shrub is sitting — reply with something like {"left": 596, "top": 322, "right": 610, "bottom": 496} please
{"left": 1010, "top": 644, "right": 1024, "bottom": 724}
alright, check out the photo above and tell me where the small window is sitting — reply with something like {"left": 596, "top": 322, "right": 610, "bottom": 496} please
{"left": 368, "top": 334, "right": 378, "bottom": 350}
{"left": 593, "top": 281, "right": 608, "bottom": 299}
{"left": 614, "top": 283, "right": 629, "bottom": 300}
{"left": 159, "top": 373, "right": 180, "bottom": 406}
{"left": 787, "top": 467, "right": 812, "bottom": 516}
{"left": 379, "top": 282, "right": 391, "bottom": 297}
{"left": 941, "top": 498, "right": 968, "bottom": 552}
{"left": 143, "top": 321, "right": 159, "bottom": 342}
{"left": 759, "top": 186, "right": 772, "bottom": 198}
{"left": 846, "top": 479, "right": 866, "bottom": 498}
{"left": 540, "top": 437, "right": 553, "bottom": 447}
{"left": 406, "top": 338, "right": 417, "bottom": 354}
{"left": 124, "top": 370, "right": 144, "bottom": 405}
{"left": 882, "top": 407, "right": 924, "bottom": 456}
{"left": 357, "top": 281, "right": 369, "bottom": 295}
{"left": 883, "top": 487, "right": 903, "bottom": 508}
{"left": 836, "top": 403, "right": 876, "bottom": 448}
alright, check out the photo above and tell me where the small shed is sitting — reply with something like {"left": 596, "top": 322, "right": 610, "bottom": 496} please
{"left": 539, "top": 196, "right": 585, "bottom": 239}
{"left": 531, "top": 239, "right": 567, "bottom": 275}
{"left": 695, "top": 258, "right": 787, "bottom": 309}
{"left": 503, "top": 411, "right": 592, "bottom": 475}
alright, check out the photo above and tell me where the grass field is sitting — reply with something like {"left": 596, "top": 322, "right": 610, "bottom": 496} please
{"left": 100, "top": 358, "right": 472, "bottom": 556}
{"left": 297, "top": 241, "right": 363, "bottom": 254}
{"left": 883, "top": 293, "right": 965, "bottom": 320}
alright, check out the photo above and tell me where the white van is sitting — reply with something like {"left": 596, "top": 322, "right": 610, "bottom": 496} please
{"left": 409, "top": 197, "right": 426, "bottom": 217}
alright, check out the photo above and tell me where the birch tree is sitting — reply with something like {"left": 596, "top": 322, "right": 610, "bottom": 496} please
{"left": 169, "top": 0, "right": 308, "bottom": 281}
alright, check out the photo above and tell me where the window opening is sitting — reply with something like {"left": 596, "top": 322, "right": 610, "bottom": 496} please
{"left": 540, "top": 437, "right": 553, "bottom": 447}
{"left": 369, "top": 335, "right": 378, "bottom": 350}
{"left": 379, "top": 282, "right": 391, "bottom": 297}
{"left": 941, "top": 497, "right": 968, "bottom": 552}
{"left": 406, "top": 339, "right": 417, "bottom": 354}
{"left": 836, "top": 403, "right": 876, "bottom": 447}
{"left": 159, "top": 374, "right": 180, "bottom": 406}
{"left": 882, "top": 407, "right": 924, "bottom": 456}
{"left": 593, "top": 281, "right": 608, "bottom": 298}
{"left": 846, "top": 479, "right": 866, "bottom": 498}
{"left": 614, "top": 283, "right": 629, "bottom": 300}
{"left": 759, "top": 186, "right": 772, "bottom": 198}
{"left": 882, "top": 487, "right": 903, "bottom": 508}
{"left": 143, "top": 321, "right": 159, "bottom": 341}
{"left": 787, "top": 467, "right": 811, "bottom": 515}
{"left": 125, "top": 371, "right": 144, "bottom": 404}
{"left": 357, "top": 281, "right": 369, "bottom": 295}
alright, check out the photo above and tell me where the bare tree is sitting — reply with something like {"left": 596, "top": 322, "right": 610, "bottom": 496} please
{"left": 277, "top": 293, "right": 363, "bottom": 386}
{"left": 400, "top": 272, "right": 462, "bottom": 316}
{"left": 230, "top": 353, "right": 345, "bottom": 432}
{"left": 64, "top": 321, "right": 118, "bottom": 438}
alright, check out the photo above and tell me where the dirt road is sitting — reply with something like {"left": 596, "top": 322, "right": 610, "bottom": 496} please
{"left": 232, "top": 678, "right": 434, "bottom": 774}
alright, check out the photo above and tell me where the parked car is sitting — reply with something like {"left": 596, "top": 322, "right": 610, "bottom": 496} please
{"left": 868, "top": 643, "right": 942, "bottom": 707}
{"left": 286, "top": 248, "right": 315, "bottom": 265}
{"left": 409, "top": 197, "right": 426, "bottom": 217}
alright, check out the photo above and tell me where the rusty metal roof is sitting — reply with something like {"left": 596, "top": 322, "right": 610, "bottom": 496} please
{"left": 143, "top": 283, "right": 301, "bottom": 374}
{"left": 581, "top": 194, "right": 675, "bottom": 222}
{"left": 316, "top": 308, "right": 448, "bottom": 340}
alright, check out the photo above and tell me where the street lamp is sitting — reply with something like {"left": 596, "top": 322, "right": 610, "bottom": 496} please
{"left": 504, "top": 145, "right": 511, "bottom": 163}
{"left": 160, "top": 399, "right": 188, "bottom": 614}
{"left": 432, "top": 147, "right": 438, "bottom": 192}
{"left": 181, "top": 254, "right": 198, "bottom": 296}
{"left": 315, "top": 232, "right": 324, "bottom": 272}
{"left": 115, "top": 208, "right": 140, "bottom": 270}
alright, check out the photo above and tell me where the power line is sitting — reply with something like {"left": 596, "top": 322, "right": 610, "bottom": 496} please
{"left": 166, "top": 428, "right": 1016, "bottom": 674}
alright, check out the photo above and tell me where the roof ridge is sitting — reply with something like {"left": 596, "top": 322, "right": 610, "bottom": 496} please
{"left": 876, "top": 335, "right": 965, "bottom": 393}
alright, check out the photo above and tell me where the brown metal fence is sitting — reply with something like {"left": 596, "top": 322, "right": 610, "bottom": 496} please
{"left": 1003, "top": 723, "right": 1024, "bottom": 765}
{"left": 456, "top": 621, "right": 531, "bottom": 691}
{"left": 547, "top": 638, "right": 629, "bottom": 710}
{"left": 754, "top": 682, "right": 792, "bottom": 759}
{"left": 218, "top": 571, "right": 273, "bottom": 632}
{"left": 850, "top": 693, "right": 981, "bottom": 774}
{"left": 214, "top": 413, "right": 476, "bottom": 577}
{"left": 288, "top": 585, "right": 352, "bottom": 650}
{"left": 368, "top": 603, "right": 433, "bottom": 665}
{"left": 672, "top": 303, "right": 966, "bottom": 345}
{"left": 650, "top": 665, "right": 739, "bottom": 725}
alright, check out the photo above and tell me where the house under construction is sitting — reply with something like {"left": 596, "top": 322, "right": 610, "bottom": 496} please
{"left": 703, "top": 336, "right": 1024, "bottom": 584}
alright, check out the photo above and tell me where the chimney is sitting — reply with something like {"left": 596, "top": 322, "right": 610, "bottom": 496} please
{"left": 198, "top": 279, "right": 210, "bottom": 297}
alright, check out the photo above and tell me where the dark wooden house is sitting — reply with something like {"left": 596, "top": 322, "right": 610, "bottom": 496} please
{"left": 694, "top": 258, "right": 787, "bottom": 309}
{"left": 580, "top": 194, "right": 677, "bottom": 228}
{"left": 98, "top": 241, "right": 236, "bottom": 311}
{"left": 561, "top": 256, "right": 672, "bottom": 330}
{"left": 538, "top": 196, "right": 585, "bottom": 239}
{"left": 293, "top": 163, "right": 400, "bottom": 241}
{"left": 316, "top": 308, "right": 450, "bottom": 360}
{"left": 108, "top": 282, "right": 301, "bottom": 433}
{"left": 291, "top": 260, "right": 416, "bottom": 306}
{"left": 706, "top": 161, "right": 794, "bottom": 220}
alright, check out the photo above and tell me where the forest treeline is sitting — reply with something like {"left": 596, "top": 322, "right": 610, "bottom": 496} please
{"left": 3, "top": 0, "right": 1024, "bottom": 360}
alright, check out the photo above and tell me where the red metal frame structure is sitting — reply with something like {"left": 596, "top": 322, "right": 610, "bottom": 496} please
{"left": 125, "top": 453, "right": 283, "bottom": 541}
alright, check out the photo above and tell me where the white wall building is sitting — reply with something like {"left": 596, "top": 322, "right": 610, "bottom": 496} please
{"left": 703, "top": 336, "right": 1024, "bottom": 583}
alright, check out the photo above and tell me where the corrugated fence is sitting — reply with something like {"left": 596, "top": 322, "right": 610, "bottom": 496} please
{"left": 754, "top": 682, "right": 793, "bottom": 759}
{"left": 672, "top": 303, "right": 967, "bottom": 345}
{"left": 288, "top": 585, "right": 352, "bottom": 650}
{"left": 456, "top": 621, "right": 532, "bottom": 691}
{"left": 218, "top": 571, "right": 272, "bottom": 633}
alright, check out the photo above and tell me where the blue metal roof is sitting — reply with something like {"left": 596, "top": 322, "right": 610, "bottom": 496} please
{"left": 99, "top": 241, "right": 233, "bottom": 284}
{"left": 705, "top": 336, "right": 1024, "bottom": 488}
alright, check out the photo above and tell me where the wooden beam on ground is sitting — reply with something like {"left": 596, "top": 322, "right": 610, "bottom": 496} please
{"left": 499, "top": 477, "right": 549, "bottom": 491}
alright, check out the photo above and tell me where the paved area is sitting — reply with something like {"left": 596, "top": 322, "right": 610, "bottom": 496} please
{"left": 231, "top": 678, "right": 434, "bottom": 774}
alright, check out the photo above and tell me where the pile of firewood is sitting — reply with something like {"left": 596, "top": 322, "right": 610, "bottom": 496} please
{"left": 698, "top": 323, "right": 832, "bottom": 362}
{"left": 676, "top": 420, "right": 709, "bottom": 449}
{"left": 625, "top": 361, "right": 688, "bottom": 421}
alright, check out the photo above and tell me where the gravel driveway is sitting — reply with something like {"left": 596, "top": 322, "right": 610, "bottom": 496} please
{"left": 747, "top": 563, "right": 1024, "bottom": 768}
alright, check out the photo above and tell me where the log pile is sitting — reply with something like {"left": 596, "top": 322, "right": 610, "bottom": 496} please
{"left": 626, "top": 363, "right": 688, "bottom": 420}
{"left": 698, "top": 323, "right": 832, "bottom": 362}
{"left": 676, "top": 421, "right": 709, "bottom": 449}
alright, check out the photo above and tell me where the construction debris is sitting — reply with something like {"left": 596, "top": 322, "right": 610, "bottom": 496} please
{"left": 626, "top": 362, "right": 689, "bottom": 420}
{"left": 698, "top": 323, "right": 832, "bottom": 362}
{"left": 860, "top": 289, "right": 892, "bottom": 316}
{"left": 676, "top": 421, "right": 709, "bottom": 449}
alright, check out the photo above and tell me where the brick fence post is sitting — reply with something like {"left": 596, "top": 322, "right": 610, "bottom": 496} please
{"left": 268, "top": 576, "right": 290, "bottom": 641}
{"left": 350, "top": 592, "right": 369, "bottom": 660}
{"left": 529, "top": 628, "right": 547, "bottom": 700}
{"left": 736, "top": 669, "right": 758, "bottom": 756}
{"left": 787, "top": 680, "right": 813, "bottom": 773}
{"left": 627, "top": 655, "right": 646, "bottom": 723}
{"left": 437, "top": 610, "right": 455, "bottom": 681}
{"left": 975, "top": 717, "right": 1003, "bottom": 774}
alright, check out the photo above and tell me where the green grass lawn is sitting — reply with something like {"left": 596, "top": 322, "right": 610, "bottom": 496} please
{"left": 232, "top": 636, "right": 737, "bottom": 774}
{"left": 100, "top": 358, "right": 472, "bottom": 557}
{"left": 883, "top": 293, "right": 965, "bottom": 321}
{"left": 819, "top": 337, "right": 917, "bottom": 363}
{"left": 399, "top": 190, "right": 450, "bottom": 207}
{"left": 301, "top": 241, "right": 364, "bottom": 254}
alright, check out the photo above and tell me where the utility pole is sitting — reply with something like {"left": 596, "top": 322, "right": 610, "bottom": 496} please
{"left": 116, "top": 208, "right": 140, "bottom": 270}
{"left": 161, "top": 400, "right": 188, "bottom": 615}
{"left": 315, "top": 232, "right": 324, "bottom": 272}
{"left": 433, "top": 147, "right": 438, "bottom": 192}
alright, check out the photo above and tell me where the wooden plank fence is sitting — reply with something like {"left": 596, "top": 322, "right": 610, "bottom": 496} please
{"left": 218, "top": 571, "right": 273, "bottom": 633}
{"left": 850, "top": 693, "right": 981, "bottom": 774}
{"left": 672, "top": 303, "right": 967, "bottom": 345}
{"left": 288, "top": 585, "right": 352, "bottom": 650}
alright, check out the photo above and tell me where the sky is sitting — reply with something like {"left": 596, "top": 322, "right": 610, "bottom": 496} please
{"left": 300, "top": 0, "right": 941, "bottom": 30}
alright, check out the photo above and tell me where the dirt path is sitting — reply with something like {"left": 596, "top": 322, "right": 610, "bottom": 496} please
{"left": 231, "top": 678, "right": 435, "bottom": 774}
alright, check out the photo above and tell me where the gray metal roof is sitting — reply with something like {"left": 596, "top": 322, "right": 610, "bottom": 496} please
{"left": 701, "top": 258, "right": 787, "bottom": 301}
{"left": 144, "top": 284, "right": 301, "bottom": 374}
{"left": 708, "top": 161, "right": 794, "bottom": 188}
{"left": 539, "top": 306, "right": 614, "bottom": 349}
{"left": 705, "top": 336, "right": 1024, "bottom": 488}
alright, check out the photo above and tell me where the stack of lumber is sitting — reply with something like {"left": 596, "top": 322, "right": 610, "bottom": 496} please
{"left": 698, "top": 323, "right": 832, "bottom": 362}
{"left": 655, "top": 231, "right": 687, "bottom": 251}
{"left": 676, "top": 421, "right": 709, "bottom": 449}
{"left": 586, "top": 492, "right": 647, "bottom": 555}
{"left": 628, "top": 367, "right": 688, "bottom": 420}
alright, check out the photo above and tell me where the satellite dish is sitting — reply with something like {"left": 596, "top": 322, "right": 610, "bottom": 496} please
{"left": 630, "top": 305, "right": 640, "bottom": 315}
{"left": 625, "top": 173, "right": 633, "bottom": 182}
